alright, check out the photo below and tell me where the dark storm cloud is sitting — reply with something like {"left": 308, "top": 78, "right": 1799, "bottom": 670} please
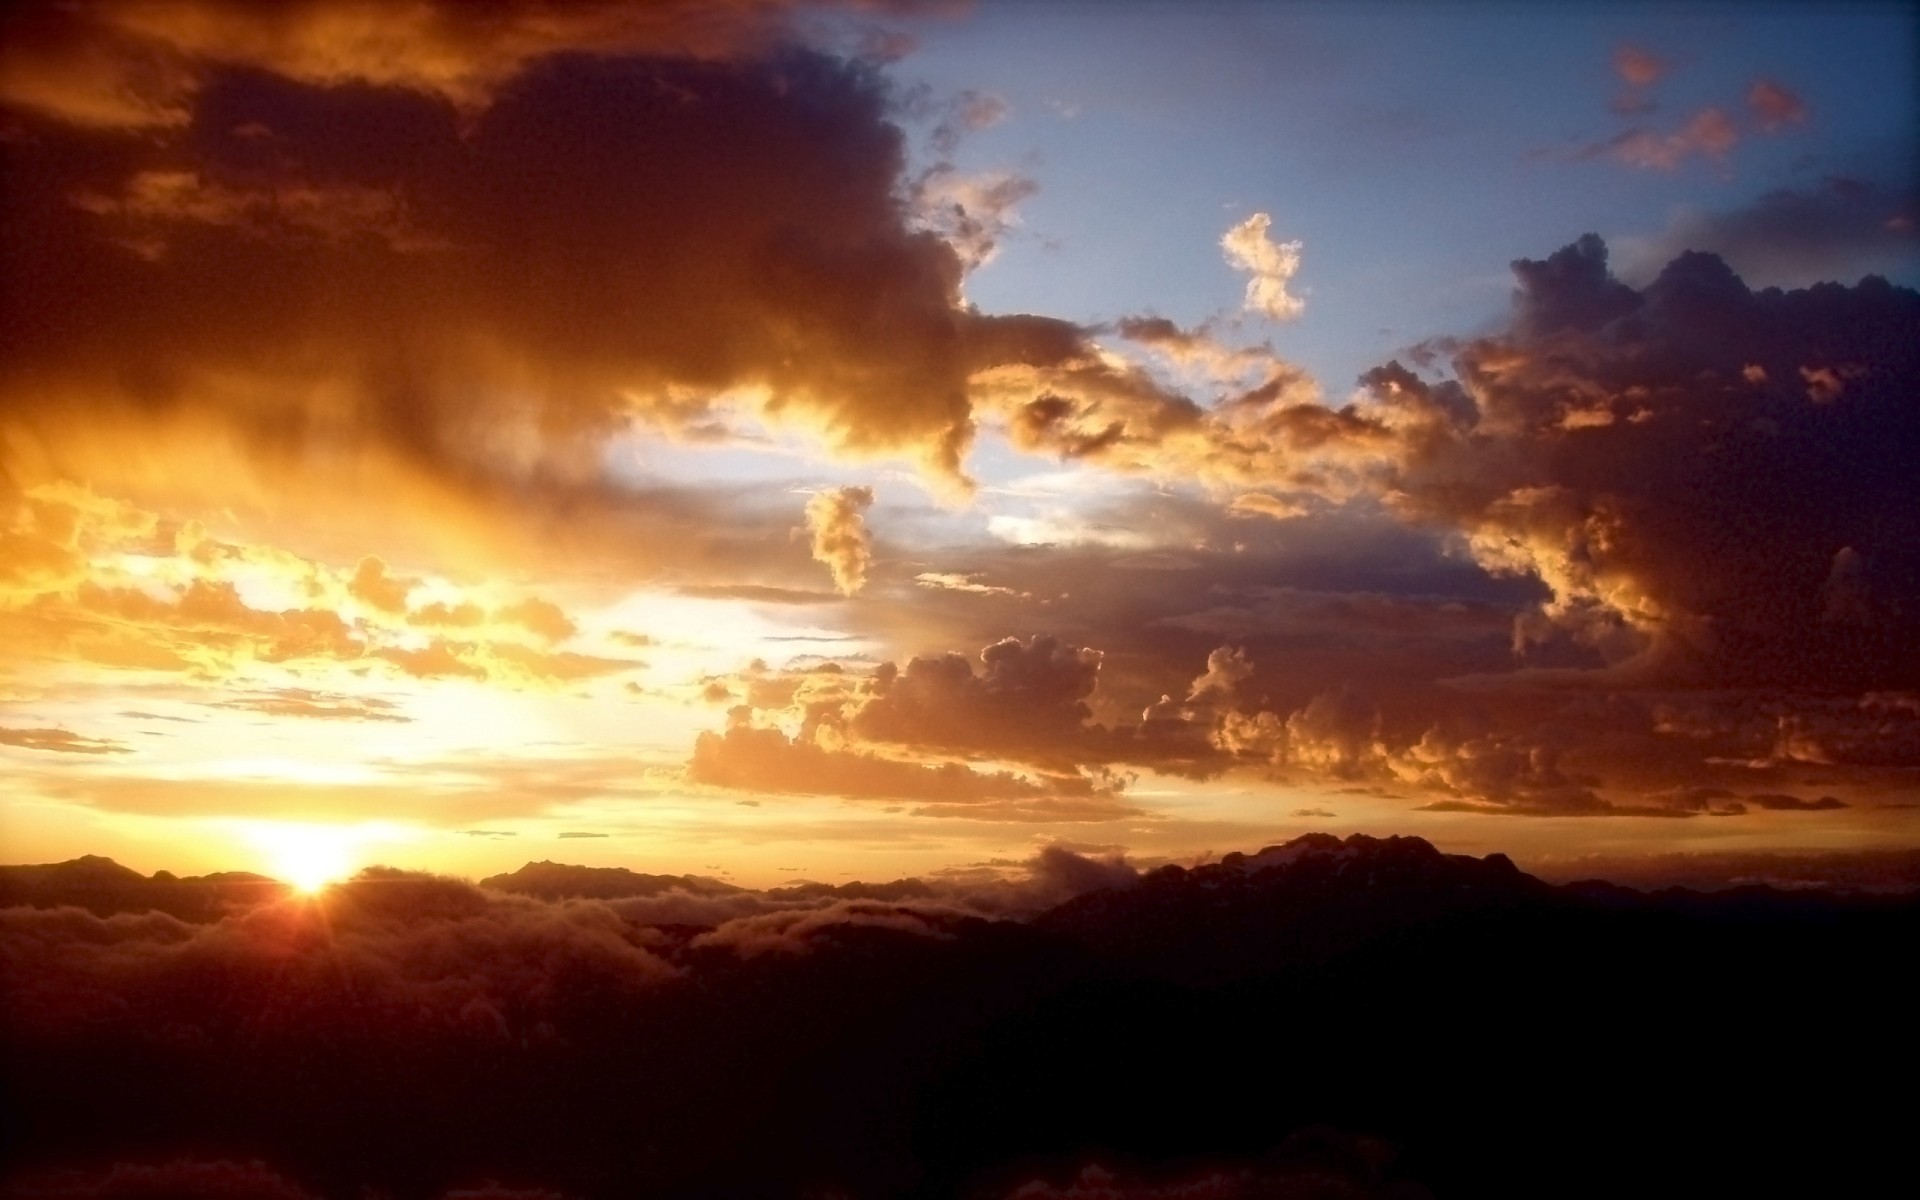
{"left": 0, "top": 46, "right": 989, "bottom": 495}
{"left": 1619, "top": 175, "right": 1920, "bottom": 288}
{"left": 0, "top": 0, "right": 897, "bottom": 129}
{"left": 1360, "top": 236, "right": 1920, "bottom": 693}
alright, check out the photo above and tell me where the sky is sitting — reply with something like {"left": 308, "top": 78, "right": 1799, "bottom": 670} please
{"left": 1, "top": 0, "right": 1917, "bottom": 888}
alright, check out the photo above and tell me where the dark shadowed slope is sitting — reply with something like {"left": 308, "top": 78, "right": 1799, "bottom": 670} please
{"left": 3, "top": 836, "right": 1915, "bottom": 1199}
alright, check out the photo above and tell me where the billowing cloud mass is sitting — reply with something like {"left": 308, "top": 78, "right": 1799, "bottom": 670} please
{"left": 805, "top": 486, "right": 877, "bottom": 596}
{"left": 2, "top": 24, "right": 995, "bottom": 502}
{"left": 0, "top": 0, "right": 884, "bottom": 129}
{"left": 1220, "top": 212, "right": 1306, "bottom": 321}
{"left": 1359, "top": 235, "right": 1920, "bottom": 693}
{"left": 2, "top": 4, "right": 1914, "bottom": 1197}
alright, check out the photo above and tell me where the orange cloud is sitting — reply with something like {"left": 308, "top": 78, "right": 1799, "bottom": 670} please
{"left": 1747, "top": 78, "right": 1808, "bottom": 132}
{"left": 687, "top": 708, "right": 1136, "bottom": 821}
{"left": 1608, "top": 107, "right": 1739, "bottom": 170}
{"left": 1612, "top": 44, "right": 1665, "bottom": 88}
{"left": 0, "top": 0, "right": 889, "bottom": 129}
{"left": 804, "top": 487, "right": 876, "bottom": 596}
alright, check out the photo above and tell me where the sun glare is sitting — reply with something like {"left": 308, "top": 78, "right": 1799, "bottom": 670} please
{"left": 238, "top": 822, "right": 371, "bottom": 894}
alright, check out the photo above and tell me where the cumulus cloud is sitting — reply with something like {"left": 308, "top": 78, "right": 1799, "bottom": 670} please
{"left": 1221, "top": 212, "right": 1306, "bottom": 321}
{"left": 0, "top": 40, "right": 1025, "bottom": 506}
{"left": 805, "top": 486, "right": 877, "bottom": 596}
{"left": 0, "top": 485, "right": 630, "bottom": 690}
{"left": 1355, "top": 236, "right": 1920, "bottom": 694}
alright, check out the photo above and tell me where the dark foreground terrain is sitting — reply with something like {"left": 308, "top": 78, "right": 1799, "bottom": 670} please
{"left": 3, "top": 834, "right": 1914, "bottom": 1198}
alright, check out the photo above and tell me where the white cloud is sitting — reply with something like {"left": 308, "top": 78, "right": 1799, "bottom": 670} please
{"left": 1221, "top": 212, "right": 1305, "bottom": 321}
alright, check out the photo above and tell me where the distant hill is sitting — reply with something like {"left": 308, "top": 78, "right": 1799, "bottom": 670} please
{"left": 480, "top": 859, "right": 747, "bottom": 900}
{"left": 0, "top": 855, "right": 285, "bottom": 921}
{"left": 3, "top": 833, "right": 1915, "bottom": 1198}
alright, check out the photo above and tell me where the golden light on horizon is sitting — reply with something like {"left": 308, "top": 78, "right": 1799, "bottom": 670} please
{"left": 232, "top": 820, "right": 407, "bottom": 893}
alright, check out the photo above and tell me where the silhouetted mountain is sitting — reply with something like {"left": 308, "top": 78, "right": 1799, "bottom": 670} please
{"left": 0, "top": 855, "right": 286, "bottom": 921}
{"left": 3, "top": 837, "right": 1914, "bottom": 1199}
{"left": 1037, "top": 833, "right": 1553, "bottom": 982}
{"left": 766, "top": 877, "right": 942, "bottom": 903}
{"left": 480, "top": 859, "right": 746, "bottom": 900}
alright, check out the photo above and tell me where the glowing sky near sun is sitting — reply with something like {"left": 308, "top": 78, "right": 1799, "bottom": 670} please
{"left": 0, "top": 0, "right": 1916, "bottom": 885}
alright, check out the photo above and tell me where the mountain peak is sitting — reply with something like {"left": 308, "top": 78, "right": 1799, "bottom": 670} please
{"left": 481, "top": 860, "right": 746, "bottom": 900}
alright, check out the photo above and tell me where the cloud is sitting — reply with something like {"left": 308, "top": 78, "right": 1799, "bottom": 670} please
{"left": 805, "top": 486, "right": 876, "bottom": 596}
{"left": 1582, "top": 71, "right": 1807, "bottom": 173}
{"left": 0, "top": 0, "right": 882, "bottom": 129}
{"left": 673, "top": 583, "right": 841, "bottom": 606}
{"left": 0, "top": 485, "right": 630, "bottom": 691}
{"left": 1747, "top": 78, "right": 1808, "bottom": 132}
{"left": 686, "top": 706, "right": 1136, "bottom": 821}
{"left": 0, "top": 726, "right": 131, "bottom": 755}
{"left": 912, "top": 166, "right": 1039, "bottom": 271}
{"left": 1614, "top": 176, "right": 1918, "bottom": 289}
{"left": 848, "top": 635, "right": 1118, "bottom": 771}
{"left": 0, "top": 870, "right": 680, "bottom": 1045}
{"left": 1221, "top": 212, "right": 1306, "bottom": 321}
{"left": 1744, "top": 793, "right": 1848, "bottom": 811}
{"left": 210, "top": 688, "right": 410, "bottom": 722}
{"left": 1612, "top": 44, "right": 1665, "bottom": 89}
{"left": 1356, "top": 237, "right": 1920, "bottom": 694}
{"left": 1527, "top": 846, "right": 1920, "bottom": 891}
{"left": 1600, "top": 107, "right": 1740, "bottom": 170}
{"left": 2, "top": 836, "right": 1906, "bottom": 1197}
{"left": 347, "top": 556, "right": 415, "bottom": 614}
{"left": 1, "top": 40, "right": 1059, "bottom": 506}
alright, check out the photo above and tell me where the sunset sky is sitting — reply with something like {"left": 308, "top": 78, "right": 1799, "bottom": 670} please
{"left": 2, "top": 0, "right": 1916, "bottom": 888}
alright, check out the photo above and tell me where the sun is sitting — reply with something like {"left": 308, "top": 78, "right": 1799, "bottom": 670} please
{"left": 243, "top": 823, "right": 360, "bottom": 894}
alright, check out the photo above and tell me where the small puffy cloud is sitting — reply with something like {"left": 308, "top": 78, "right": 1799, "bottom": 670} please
{"left": 1747, "top": 79, "right": 1808, "bottom": 132}
{"left": 913, "top": 166, "right": 1039, "bottom": 271}
{"left": 348, "top": 556, "right": 415, "bottom": 613}
{"left": 1221, "top": 212, "right": 1306, "bottom": 321}
{"left": 804, "top": 486, "right": 876, "bottom": 596}
{"left": 1186, "top": 645, "right": 1253, "bottom": 704}
{"left": 1612, "top": 44, "right": 1666, "bottom": 89}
